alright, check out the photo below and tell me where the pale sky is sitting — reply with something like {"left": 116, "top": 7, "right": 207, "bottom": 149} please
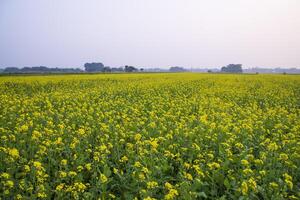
{"left": 0, "top": 0, "right": 300, "bottom": 68}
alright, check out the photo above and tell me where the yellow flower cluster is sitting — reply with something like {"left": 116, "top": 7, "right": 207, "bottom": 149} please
{"left": 0, "top": 73, "right": 299, "bottom": 199}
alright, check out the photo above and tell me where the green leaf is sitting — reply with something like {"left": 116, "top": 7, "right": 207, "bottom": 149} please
{"left": 103, "top": 165, "right": 111, "bottom": 177}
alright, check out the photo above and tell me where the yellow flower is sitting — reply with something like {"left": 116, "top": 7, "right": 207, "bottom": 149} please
{"left": 85, "top": 163, "right": 92, "bottom": 171}
{"left": 24, "top": 165, "right": 30, "bottom": 173}
{"left": 279, "top": 153, "right": 288, "bottom": 161}
{"left": 165, "top": 182, "right": 173, "bottom": 190}
{"left": 267, "top": 142, "right": 278, "bottom": 151}
{"left": 142, "top": 167, "right": 149, "bottom": 174}
{"left": 138, "top": 173, "right": 145, "bottom": 180}
{"left": 235, "top": 143, "right": 244, "bottom": 150}
{"left": 164, "top": 189, "right": 179, "bottom": 200}
{"left": 93, "top": 152, "right": 100, "bottom": 162}
{"left": 59, "top": 171, "right": 67, "bottom": 178}
{"left": 120, "top": 156, "right": 128, "bottom": 163}
{"left": 74, "top": 182, "right": 87, "bottom": 192}
{"left": 134, "top": 161, "right": 142, "bottom": 168}
{"left": 100, "top": 173, "right": 108, "bottom": 183}
{"left": 33, "top": 161, "right": 43, "bottom": 170}
{"left": 193, "top": 165, "right": 204, "bottom": 177}
{"left": 207, "top": 153, "right": 214, "bottom": 159}
{"left": 183, "top": 162, "right": 191, "bottom": 169}
{"left": 269, "top": 182, "right": 279, "bottom": 190}
{"left": 5, "top": 180, "right": 14, "bottom": 188}
{"left": 259, "top": 170, "right": 266, "bottom": 176}
{"left": 56, "top": 183, "right": 65, "bottom": 191}
{"left": 149, "top": 139, "right": 158, "bottom": 150}
{"left": 243, "top": 168, "right": 253, "bottom": 175}
{"left": 77, "top": 165, "right": 83, "bottom": 172}
{"left": 283, "top": 173, "right": 292, "bottom": 181}
{"left": 289, "top": 195, "right": 298, "bottom": 200}
{"left": 78, "top": 128, "right": 85, "bottom": 135}
{"left": 240, "top": 181, "right": 248, "bottom": 195}
{"left": 20, "top": 124, "right": 29, "bottom": 132}
{"left": 60, "top": 159, "right": 67, "bottom": 166}
{"left": 184, "top": 172, "right": 193, "bottom": 181}
{"left": 248, "top": 178, "right": 257, "bottom": 191}
{"left": 283, "top": 173, "right": 293, "bottom": 189}
{"left": 254, "top": 159, "right": 263, "bottom": 165}
{"left": 8, "top": 148, "right": 19, "bottom": 159}
{"left": 140, "top": 189, "right": 147, "bottom": 194}
{"left": 1, "top": 173, "right": 10, "bottom": 179}
{"left": 55, "top": 137, "right": 63, "bottom": 145}
{"left": 127, "top": 143, "right": 134, "bottom": 149}
{"left": 99, "top": 144, "right": 107, "bottom": 151}
{"left": 32, "top": 130, "right": 42, "bottom": 140}
{"left": 246, "top": 154, "right": 254, "bottom": 161}
{"left": 149, "top": 122, "right": 156, "bottom": 128}
{"left": 37, "top": 192, "right": 47, "bottom": 198}
{"left": 147, "top": 181, "right": 158, "bottom": 189}
{"left": 207, "top": 162, "right": 220, "bottom": 170}
{"left": 134, "top": 133, "right": 142, "bottom": 141}
{"left": 144, "top": 197, "right": 156, "bottom": 200}
{"left": 113, "top": 168, "right": 118, "bottom": 174}
{"left": 68, "top": 171, "right": 77, "bottom": 177}
{"left": 241, "top": 159, "right": 249, "bottom": 166}
{"left": 285, "top": 180, "right": 293, "bottom": 190}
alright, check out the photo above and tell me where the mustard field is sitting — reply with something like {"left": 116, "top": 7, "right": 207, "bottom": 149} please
{"left": 0, "top": 73, "right": 299, "bottom": 199}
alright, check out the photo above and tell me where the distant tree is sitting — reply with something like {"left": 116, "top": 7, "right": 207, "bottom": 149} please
{"left": 103, "top": 66, "right": 111, "bottom": 72}
{"left": 111, "top": 67, "right": 124, "bottom": 72}
{"left": 169, "top": 66, "right": 186, "bottom": 72}
{"left": 84, "top": 62, "right": 104, "bottom": 72}
{"left": 140, "top": 68, "right": 144, "bottom": 72}
{"left": 3, "top": 66, "right": 82, "bottom": 74}
{"left": 124, "top": 65, "right": 137, "bottom": 72}
{"left": 3, "top": 66, "right": 83, "bottom": 74}
{"left": 207, "top": 70, "right": 212, "bottom": 73}
{"left": 3, "top": 67, "right": 20, "bottom": 73}
{"left": 221, "top": 64, "right": 243, "bottom": 73}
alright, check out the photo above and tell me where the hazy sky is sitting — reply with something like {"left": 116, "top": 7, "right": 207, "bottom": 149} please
{"left": 1, "top": 0, "right": 300, "bottom": 68}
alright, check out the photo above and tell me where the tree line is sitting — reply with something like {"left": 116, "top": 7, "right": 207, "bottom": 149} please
{"left": 84, "top": 63, "right": 142, "bottom": 73}
{"left": 2, "top": 66, "right": 82, "bottom": 74}
{"left": 0, "top": 63, "right": 244, "bottom": 74}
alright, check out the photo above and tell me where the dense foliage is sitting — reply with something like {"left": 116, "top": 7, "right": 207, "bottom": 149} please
{"left": 221, "top": 64, "right": 243, "bottom": 73}
{"left": 2, "top": 66, "right": 83, "bottom": 74}
{"left": 0, "top": 73, "right": 299, "bottom": 199}
{"left": 84, "top": 63, "right": 105, "bottom": 72}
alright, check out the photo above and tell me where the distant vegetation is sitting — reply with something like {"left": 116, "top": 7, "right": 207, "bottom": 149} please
{"left": 221, "top": 64, "right": 243, "bottom": 73}
{"left": 84, "top": 63, "right": 138, "bottom": 73}
{"left": 169, "top": 66, "right": 187, "bottom": 72}
{"left": 2, "top": 66, "right": 82, "bottom": 74}
{"left": 84, "top": 63, "right": 105, "bottom": 72}
{"left": 1, "top": 62, "right": 300, "bottom": 74}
